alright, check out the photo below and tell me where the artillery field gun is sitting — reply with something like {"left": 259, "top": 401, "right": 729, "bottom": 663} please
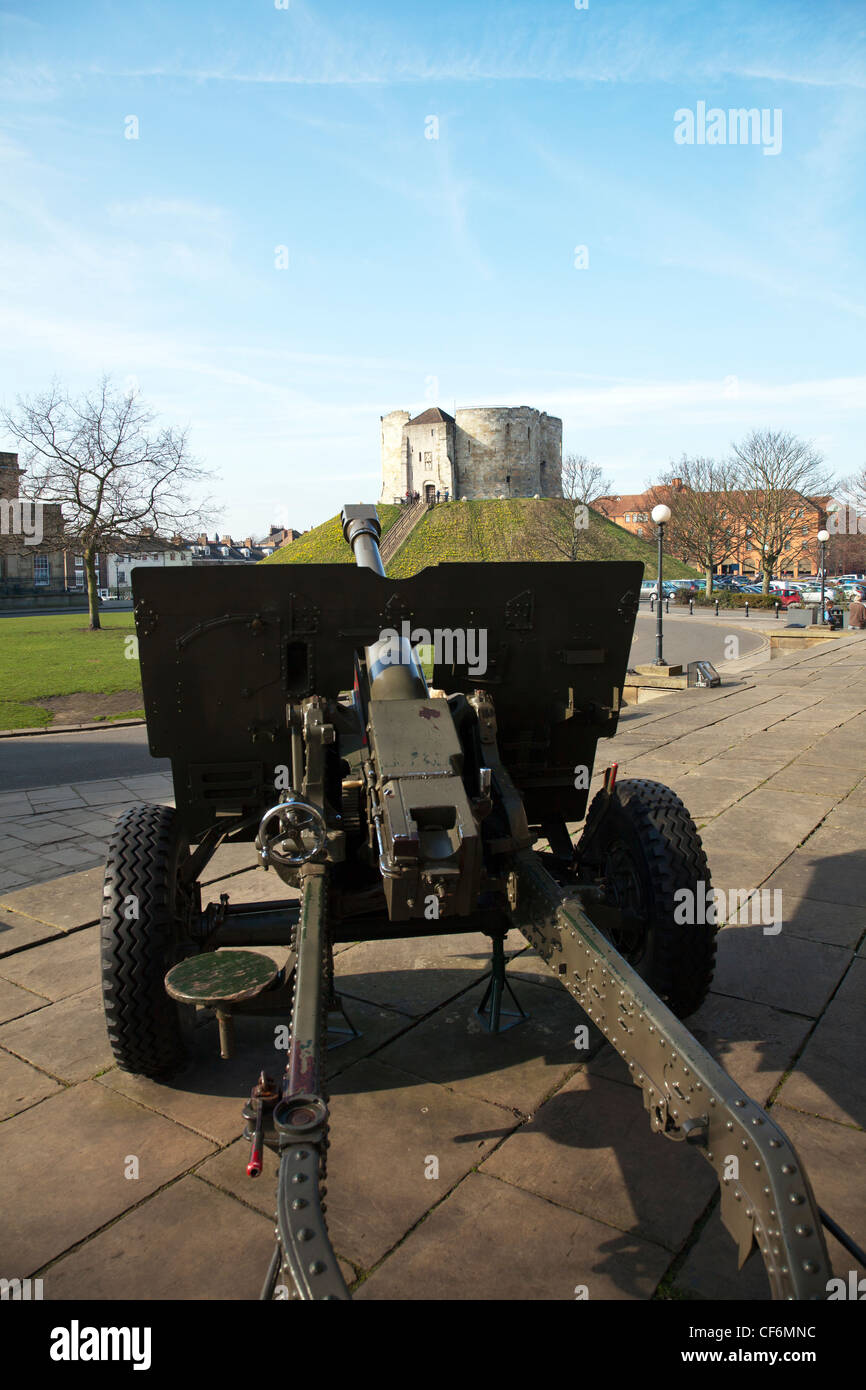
{"left": 101, "top": 503, "right": 837, "bottom": 1301}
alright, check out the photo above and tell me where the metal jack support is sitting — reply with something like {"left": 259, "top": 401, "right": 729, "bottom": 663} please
{"left": 476, "top": 932, "right": 528, "bottom": 1033}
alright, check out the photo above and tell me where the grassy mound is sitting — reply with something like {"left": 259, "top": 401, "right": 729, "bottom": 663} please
{"left": 261, "top": 503, "right": 403, "bottom": 566}
{"left": 261, "top": 498, "right": 698, "bottom": 579}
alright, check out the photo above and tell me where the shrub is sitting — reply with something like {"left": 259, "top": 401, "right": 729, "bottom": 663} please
{"left": 674, "top": 590, "right": 777, "bottom": 609}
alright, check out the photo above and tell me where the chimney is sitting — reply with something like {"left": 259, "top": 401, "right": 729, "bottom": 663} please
{"left": 220, "top": 534, "right": 233, "bottom": 547}
{"left": 0, "top": 451, "right": 21, "bottom": 500}
{"left": 244, "top": 537, "right": 253, "bottom": 549}
{"left": 671, "top": 478, "right": 683, "bottom": 490}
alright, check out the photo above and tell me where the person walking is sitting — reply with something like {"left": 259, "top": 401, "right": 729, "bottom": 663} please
{"left": 849, "top": 588, "right": 866, "bottom": 630}
{"left": 435, "top": 489, "right": 440, "bottom": 503}
{"left": 444, "top": 488, "right": 449, "bottom": 502}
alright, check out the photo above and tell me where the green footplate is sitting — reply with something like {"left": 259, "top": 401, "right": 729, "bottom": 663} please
{"left": 165, "top": 950, "right": 279, "bottom": 1005}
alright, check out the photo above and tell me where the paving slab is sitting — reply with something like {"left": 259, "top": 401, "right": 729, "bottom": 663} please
{"left": 0, "top": 984, "right": 115, "bottom": 1083}
{"left": 0, "top": 1044, "right": 62, "bottom": 1118}
{"left": 776, "top": 894, "right": 866, "bottom": 949}
{"left": 374, "top": 976, "right": 587, "bottom": 1113}
{"left": 0, "top": 1084, "right": 214, "bottom": 1278}
{"left": 0, "top": 975, "right": 46, "bottom": 1024}
{"left": 0, "top": 1080, "right": 216, "bottom": 1272}
{"left": 773, "top": 957, "right": 866, "bottom": 1129}
{"left": 4, "top": 819, "right": 85, "bottom": 846}
{"left": 356, "top": 1170, "right": 672, "bottom": 1300}
{"left": 198, "top": 1056, "right": 518, "bottom": 1270}
{"left": 480, "top": 1069, "right": 716, "bottom": 1252}
{"left": 0, "top": 906, "right": 64, "bottom": 957}
{"left": 712, "top": 925, "right": 851, "bottom": 1017}
{"left": 665, "top": 774, "right": 760, "bottom": 823}
{"left": 761, "top": 761, "right": 866, "bottom": 798}
{"left": 0, "top": 924, "right": 99, "bottom": 1002}
{"left": 0, "top": 865, "right": 104, "bottom": 930}
{"left": 764, "top": 843, "right": 866, "bottom": 908}
{"left": 200, "top": 840, "right": 263, "bottom": 882}
{"left": 199, "top": 864, "right": 298, "bottom": 906}
{"left": 42, "top": 1176, "right": 276, "bottom": 1300}
{"left": 70, "top": 782, "right": 143, "bottom": 806}
{"left": 588, "top": 990, "right": 812, "bottom": 1108}
{"left": 0, "top": 868, "right": 30, "bottom": 891}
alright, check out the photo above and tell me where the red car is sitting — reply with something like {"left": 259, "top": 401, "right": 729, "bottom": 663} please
{"left": 774, "top": 588, "right": 804, "bottom": 609}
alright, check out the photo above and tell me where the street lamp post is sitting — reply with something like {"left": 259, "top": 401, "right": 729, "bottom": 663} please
{"left": 817, "top": 529, "right": 830, "bottom": 622}
{"left": 652, "top": 503, "right": 672, "bottom": 665}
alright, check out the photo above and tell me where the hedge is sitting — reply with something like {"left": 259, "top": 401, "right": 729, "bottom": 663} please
{"left": 673, "top": 590, "right": 778, "bottom": 609}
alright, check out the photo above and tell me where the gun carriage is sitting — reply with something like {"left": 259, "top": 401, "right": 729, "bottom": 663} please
{"left": 101, "top": 504, "right": 836, "bottom": 1300}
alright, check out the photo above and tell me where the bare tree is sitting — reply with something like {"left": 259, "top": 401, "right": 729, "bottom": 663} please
{"left": 522, "top": 452, "right": 615, "bottom": 561}
{"left": 2, "top": 377, "right": 216, "bottom": 628}
{"left": 642, "top": 458, "right": 739, "bottom": 595}
{"left": 730, "top": 430, "right": 834, "bottom": 593}
{"left": 566, "top": 453, "right": 613, "bottom": 508}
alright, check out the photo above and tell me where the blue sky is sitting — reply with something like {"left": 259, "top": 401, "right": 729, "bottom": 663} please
{"left": 1, "top": 0, "right": 864, "bottom": 537}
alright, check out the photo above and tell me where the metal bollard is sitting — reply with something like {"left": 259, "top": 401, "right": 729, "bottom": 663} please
{"left": 650, "top": 595, "right": 655, "bottom": 612}
{"left": 714, "top": 599, "right": 719, "bottom": 617}
{"left": 689, "top": 599, "right": 694, "bottom": 615}
{"left": 665, "top": 596, "right": 670, "bottom": 614}
{"left": 745, "top": 601, "right": 749, "bottom": 618}
{"left": 775, "top": 602, "right": 780, "bottom": 619}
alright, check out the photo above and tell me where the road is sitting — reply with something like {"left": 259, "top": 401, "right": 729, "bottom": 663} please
{"left": 0, "top": 724, "right": 168, "bottom": 792}
{"left": 0, "top": 614, "right": 765, "bottom": 793}
{"left": 0, "top": 603, "right": 134, "bottom": 618}
{"left": 630, "top": 608, "right": 767, "bottom": 666}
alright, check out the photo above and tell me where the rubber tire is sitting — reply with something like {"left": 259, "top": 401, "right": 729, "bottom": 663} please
{"left": 575, "top": 778, "right": 716, "bottom": 1018}
{"left": 101, "top": 804, "right": 195, "bottom": 1077}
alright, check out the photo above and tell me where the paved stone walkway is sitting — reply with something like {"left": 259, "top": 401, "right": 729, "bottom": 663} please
{"left": 0, "top": 774, "right": 174, "bottom": 894}
{"left": 1, "top": 633, "right": 865, "bottom": 1300}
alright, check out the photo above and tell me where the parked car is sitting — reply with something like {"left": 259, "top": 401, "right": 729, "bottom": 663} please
{"left": 640, "top": 580, "right": 677, "bottom": 600}
{"left": 773, "top": 588, "right": 804, "bottom": 609}
{"left": 798, "top": 585, "right": 837, "bottom": 605}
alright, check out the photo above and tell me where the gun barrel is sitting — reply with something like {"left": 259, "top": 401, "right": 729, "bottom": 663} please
{"left": 341, "top": 503, "right": 428, "bottom": 700}
{"left": 341, "top": 504, "right": 386, "bottom": 577}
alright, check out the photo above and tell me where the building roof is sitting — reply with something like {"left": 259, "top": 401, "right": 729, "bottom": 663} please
{"left": 594, "top": 488, "right": 830, "bottom": 514}
{"left": 406, "top": 407, "right": 455, "bottom": 427}
{"left": 594, "top": 493, "right": 650, "bottom": 511}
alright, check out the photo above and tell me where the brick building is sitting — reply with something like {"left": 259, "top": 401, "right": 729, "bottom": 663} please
{"left": 593, "top": 479, "right": 831, "bottom": 578}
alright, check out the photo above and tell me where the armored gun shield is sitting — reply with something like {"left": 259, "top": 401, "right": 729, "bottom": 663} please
{"left": 131, "top": 559, "right": 643, "bottom": 840}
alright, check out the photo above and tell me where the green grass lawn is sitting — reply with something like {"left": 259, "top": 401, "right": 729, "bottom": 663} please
{"left": 0, "top": 612, "right": 142, "bottom": 730}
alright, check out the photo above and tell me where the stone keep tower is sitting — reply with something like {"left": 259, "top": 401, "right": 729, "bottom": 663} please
{"left": 380, "top": 405, "right": 562, "bottom": 503}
